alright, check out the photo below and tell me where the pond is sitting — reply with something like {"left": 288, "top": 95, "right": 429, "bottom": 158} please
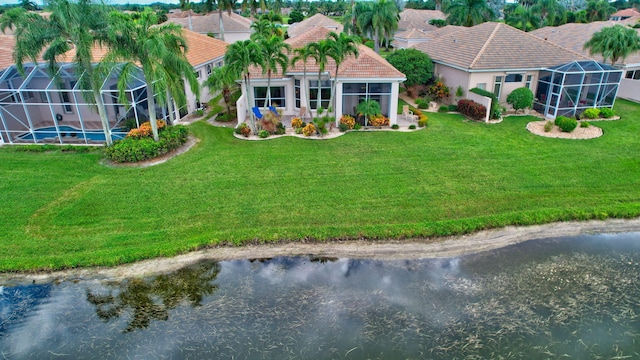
{"left": 1, "top": 233, "right": 640, "bottom": 359}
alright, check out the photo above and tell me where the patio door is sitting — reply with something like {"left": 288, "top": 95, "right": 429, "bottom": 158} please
{"left": 546, "top": 86, "right": 561, "bottom": 118}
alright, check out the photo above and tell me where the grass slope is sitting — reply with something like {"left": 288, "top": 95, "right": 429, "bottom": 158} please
{"left": 1, "top": 100, "right": 640, "bottom": 271}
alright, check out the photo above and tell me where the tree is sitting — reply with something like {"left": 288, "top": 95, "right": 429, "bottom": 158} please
{"left": 583, "top": 25, "right": 640, "bottom": 65}
{"left": 308, "top": 39, "right": 332, "bottom": 114}
{"left": 386, "top": 48, "right": 434, "bottom": 93}
{"left": 2, "top": 1, "right": 115, "bottom": 145}
{"left": 326, "top": 31, "right": 360, "bottom": 115}
{"left": 356, "top": 0, "right": 399, "bottom": 53}
{"left": 532, "top": 0, "right": 566, "bottom": 26}
{"left": 288, "top": 10, "right": 304, "bottom": 24}
{"left": 20, "top": 0, "right": 39, "bottom": 11}
{"left": 585, "top": 0, "right": 615, "bottom": 22}
{"left": 106, "top": 8, "right": 200, "bottom": 142}
{"left": 505, "top": 4, "right": 541, "bottom": 31}
{"left": 205, "top": 65, "right": 239, "bottom": 116}
{"left": 446, "top": 0, "right": 496, "bottom": 27}
{"left": 216, "top": 0, "right": 235, "bottom": 42}
{"left": 292, "top": 44, "right": 315, "bottom": 119}
{"left": 506, "top": 87, "right": 534, "bottom": 112}
{"left": 256, "top": 34, "right": 291, "bottom": 108}
{"left": 251, "top": 18, "right": 283, "bottom": 39}
{"left": 225, "top": 40, "right": 263, "bottom": 133}
{"left": 356, "top": 99, "right": 381, "bottom": 126}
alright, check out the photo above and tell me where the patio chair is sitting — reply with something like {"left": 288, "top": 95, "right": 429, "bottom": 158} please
{"left": 252, "top": 106, "right": 263, "bottom": 119}
{"left": 268, "top": 106, "right": 278, "bottom": 115}
{"left": 299, "top": 106, "right": 307, "bottom": 119}
{"left": 402, "top": 105, "right": 414, "bottom": 122}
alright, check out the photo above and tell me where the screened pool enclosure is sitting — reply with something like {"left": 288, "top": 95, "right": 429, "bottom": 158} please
{"left": 0, "top": 63, "right": 171, "bottom": 145}
{"left": 533, "top": 61, "right": 623, "bottom": 119}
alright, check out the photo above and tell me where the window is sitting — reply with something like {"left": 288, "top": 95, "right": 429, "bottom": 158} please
{"left": 342, "top": 82, "right": 393, "bottom": 117}
{"left": 254, "top": 86, "right": 286, "bottom": 108}
{"left": 493, "top": 76, "right": 503, "bottom": 99}
{"left": 59, "top": 82, "right": 73, "bottom": 113}
{"left": 505, "top": 74, "right": 523, "bottom": 83}
{"left": 476, "top": 83, "right": 486, "bottom": 90}
{"left": 627, "top": 70, "right": 640, "bottom": 80}
{"left": 216, "top": 61, "right": 223, "bottom": 68}
{"left": 196, "top": 70, "right": 201, "bottom": 79}
{"left": 525, "top": 75, "right": 533, "bottom": 89}
{"left": 294, "top": 79, "right": 301, "bottom": 108}
{"left": 308, "top": 80, "right": 331, "bottom": 110}
{"left": 626, "top": 71, "right": 633, "bottom": 79}
{"left": 206, "top": 64, "right": 212, "bottom": 75}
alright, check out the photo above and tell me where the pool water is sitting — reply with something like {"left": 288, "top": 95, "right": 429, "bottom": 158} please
{"left": 18, "top": 126, "right": 127, "bottom": 141}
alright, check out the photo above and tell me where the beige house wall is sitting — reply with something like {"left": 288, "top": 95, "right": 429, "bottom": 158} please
{"left": 618, "top": 65, "right": 640, "bottom": 103}
{"left": 468, "top": 71, "right": 539, "bottom": 105}
{"left": 434, "top": 64, "right": 470, "bottom": 104}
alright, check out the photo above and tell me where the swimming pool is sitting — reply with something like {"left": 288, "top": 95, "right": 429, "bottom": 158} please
{"left": 18, "top": 126, "right": 127, "bottom": 142}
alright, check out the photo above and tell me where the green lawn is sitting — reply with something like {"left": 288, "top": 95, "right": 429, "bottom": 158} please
{"left": 2, "top": 100, "right": 640, "bottom": 271}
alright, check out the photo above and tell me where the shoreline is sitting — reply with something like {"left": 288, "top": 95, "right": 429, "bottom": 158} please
{"left": 2, "top": 217, "right": 640, "bottom": 285}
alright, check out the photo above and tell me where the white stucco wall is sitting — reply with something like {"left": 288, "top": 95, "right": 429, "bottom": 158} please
{"left": 618, "top": 65, "right": 640, "bottom": 103}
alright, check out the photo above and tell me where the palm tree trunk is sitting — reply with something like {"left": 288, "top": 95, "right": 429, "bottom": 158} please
{"left": 218, "top": 9, "right": 226, "bottom": 42}
{"left": 328, "top": 64, "right": 339, "bottom": 120}
{"left": 146, "top": 84, "right": 160, "bottom": 142}
{"left": 245, "top": 74, "right": 257, "bottom": 134}
{"left": 93, "top": 89, "right": 112, "bottom": 146}
{"left": 166, "top": 90, "right": 176, "bottom": 124}
{"left": 303, "top": 63, "right": 312, "bottom": 119}
{"left": 373, "top": 34, "right": 380, "bottom": 53}
{"left": 266, "top": 68, "right": 272, "bottom": 108}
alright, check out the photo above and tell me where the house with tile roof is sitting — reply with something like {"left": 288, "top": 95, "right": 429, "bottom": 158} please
{"left": 392, "top": 25, "right": 462, "bottom": 49}
{"left": 236, "top": 26, "right": 406, "bottom": 126}
{"left": 163, "top": 11, "right": 252, "bottom": 43}
{"left": 0, "top": 29, "right": 228, "bottom": 145}
{"left": 610, "top": 8, "right": 640, "bottom": 21}
{"left": 286, "top": 13, "right": 343, "bottom": 38}
{"left": 530, "top": 21, "right": 640, "bottom": 103}
{"left": 413, "top": 22, "right": 623, "bottom": 118}
{"left": 397, "top": 9, "right": 447, "bottom": 32}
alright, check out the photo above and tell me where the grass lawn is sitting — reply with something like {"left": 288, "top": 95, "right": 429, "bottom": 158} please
{"left": 1, "top": 100, "right": 640, "bottom": 271}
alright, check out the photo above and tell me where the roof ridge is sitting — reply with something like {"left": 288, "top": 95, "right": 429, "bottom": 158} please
{"left": 518, "top": 22, "right": 594, "bottom": 61}
{"left": 469, "top": 23, "right": 500, "bottom": 69}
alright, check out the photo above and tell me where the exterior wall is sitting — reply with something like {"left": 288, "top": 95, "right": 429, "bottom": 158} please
{"left": 186, "top": 57, "right": 225, "bottom": 116}
{"left": 434, "top": 64, "right": 470, "bottom": 104}
{"left": 618, "top": 65, "right": 640, "bottom": 103}
{"left": 468, "top": 70, "right": 539, "bottom": 105}
{"left": 222, "top": 32, "right": 251, "bottom": 44}
{"left": 467, "top": 91, "right": 491, "bottom": 123}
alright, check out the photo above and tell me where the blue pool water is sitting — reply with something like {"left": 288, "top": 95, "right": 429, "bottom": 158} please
{"left": 18, "top": 126, "right": 127, "bottom": 141}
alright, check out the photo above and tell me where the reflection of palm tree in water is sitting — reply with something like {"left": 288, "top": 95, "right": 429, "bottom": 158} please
{"left": 86, "top": 261, "right": 220, "bottom": 332}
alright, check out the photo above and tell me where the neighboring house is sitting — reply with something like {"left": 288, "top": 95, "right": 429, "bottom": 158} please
{"left": 0, "top": 29, "right": 227, "bottom": 145}
{"left": 397, "top": 9, "right": 447, "bottom": 32}
{"left": 236, "top": 26, "right": 406, "bottom": 126}
{"left": 392, "top": 25, "right": 462, "bottom": 49}
{"left": 610, "top": 8, "right": 640, "bottom": 21}
{"left": 163, "top": 11, "right": 252, "bottom": 43}
{"left": 413, "top": 22, "right": 623, "bottom": 119}
{"left": 286, "top": 13, "right": 343, "bottom": 38}
{"left": 530, "top": 21, "right": 640, "bottom": 103}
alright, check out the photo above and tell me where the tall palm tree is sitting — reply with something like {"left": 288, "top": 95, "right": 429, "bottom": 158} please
{"left": 291, "top": 44, "right": 315, "bottom": 119}
{"left": 308, "top": 39, "right": 332, "bottom": 115}
{"left": 505, "top": 4, "right": 541, "bottom": 31}
{"left": 2, "top": 0, "right": 114, "bottom": 144}
{"left": 106, "top": 8, "right": 200, "bottom": 142}
{"left": 205, "top": 65, "right": 239, "bottom": 116}
{"left": 356, "top": 0, "right": 398, "bottom": 53}
{"left": 445, "top": 0, "right": 496, "bottom": 27}
{"left": 585, "top": 0, "right": 616, "bottom": 22}
{"left": 584, "top": 25, "right": 640, "bottom": 65}
{"left": 326, "top": 32, "right": 360, "bottom": 115}
{"left": 251, "top": 18, "right": 283, "bottom": 39}
{"left": 216, "top": 0, "right": 235, "bottom": 42}
{"left": 225, "top": 40, "right": 263, "bottom": 133}
{"left": 256, "top": 35, "right": 291, "bottom": 108}
{"left": 532, "top": 0, "right": 565, "bottom": 26}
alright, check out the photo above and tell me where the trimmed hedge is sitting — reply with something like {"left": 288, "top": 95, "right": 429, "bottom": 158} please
{"left": 457, "top": 99, "right": 487, "bottom": 121}
{"left": 104, "top": 125, "right": 189, "bottom": 163}
{"left": 469, "top": 87, "right": 499, "bottom": 119}
{"left": 554, "top": 116, "right": 578, "bottom": 132}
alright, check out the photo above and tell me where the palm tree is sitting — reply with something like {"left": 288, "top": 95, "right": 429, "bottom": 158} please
{"left": 356, "top": 0, "right": 398, "bottom": 53}
{"left": 205, "top": 65, "right": 239, "bottom": 116}
{"left": 356, "top": 99, "right": 381, "bottom": 126}
{"left": 225, "top": 40, "right": 263, "bottom": 133}
{"left": 292, "top": 44, "right": 315, "bottom": 119}
{"left": 585, "top": 0, "right": 616, "bottom": 22}
{"left": 308, "top": 39, "right": 332, "bottom": 115}
{"left": 256, "top": 35, "right": 291, "bottom": 108}
{"left": 216, "top": 0, "right": 235, "bottom": 42}
{"left": 106, "top": 8, "right": 200, "bottom": 142}
{"left": 445, "top": 0, "right": 496, "bottom": 27}
{"left": 2, "top": 0, "right": 115, "bottom": 144}
{"left": 584, "top": 25, "right": 640, "bottom": 65}
{"left": 505, "top": 4, "right": 541, "bottom": 31}
{"left": 532, "top": 0, "right": 565, "bottom": 26}
{"left": 251, "top": 18, "right": 283, "bottom": 39}
{"left": 326, "top": 31, "right": 360, "bottom": 115}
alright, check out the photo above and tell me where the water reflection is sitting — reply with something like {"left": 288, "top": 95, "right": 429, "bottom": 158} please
{"left": 86, "top": 261, "right": 219, "bottom": 332}
{"left": 0, "top": 233, "right": 639, "bottom": 359}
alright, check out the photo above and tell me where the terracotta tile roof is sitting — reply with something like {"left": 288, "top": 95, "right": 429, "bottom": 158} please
{"left": 287, "top": 13, "right": 343, "bottom": 38}
{"left": 395, "top": 28, "right": 432, "bottom": 40}
{"left": 398, "top": 9, "right": 447, "bottom": 31}
{"left": 414, "top": 22, "right": 591, "bottom": 71}
{"left": 285, "top": 26, "right": 332, "bottom": 48}
{"left": 611, "top": 8, "right": 640, "bottom": 18}
{"left": 164, "top": 12, "right": 251, "bottom": 34}
{"left": 530, "top": 21, "right": 640, "bottom": 65}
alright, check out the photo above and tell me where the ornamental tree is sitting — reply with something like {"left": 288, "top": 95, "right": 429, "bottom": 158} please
{"left": 386, "top": 48, "right": 434, "bottom": 91}
{"left": 506, "top": 87, "right": 534, "bottom": 112}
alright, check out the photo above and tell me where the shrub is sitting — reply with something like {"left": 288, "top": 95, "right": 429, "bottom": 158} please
{"left": 599, "top": 108, "right": 615, "bottom": 118}
{"left": 275, "top": 122, "right": 286, "bottom": 135}
{"left": 353, "top": 123, "right": 362, "bottom": 130}
{"left": 427, "top": 81, "right": 450, "bottom": 102}
{"left": 258, "top": 129, "right": 270, "bottom": 138}
{"left": 369, "top": 115, "right": 389, "bottom": 127}
{"left": 339, "top": 114, "right": 355, "bottom": 129}
{"left": 544, "top": 121, "right": 553, "bottom": 132}
{"left": 236, "top": 123, "right": 251, "bottom": 137}
{"left": 291, "top": 117, "right": 303, "bottom": 129}
{"left": 418, "top": 116, "right": 428, "bottom": 128}
{"left": 506, "top": 87, "right": 534, "bottom": 111}
{"left": 408, "top": 124, "right": 416, "bottom": 129}
{"left": 338, "top": 123, "right": 349, "bottom": 132}
{"left": 194, "top": 109, "right": 204, "bottom": 116}
{"left": 582, "top": 108, "right": 600, "bottom": 119}
{"left": 104, "top": 125, "right": 188, "bottom": 163}
{"left": 469, "top": 87, "right": 499, "bottom": 119}
{"left": 127, "top": 120, "right": 166, "bottom": 139}
{"left": 448, "top": 104, "right": 457, "bottom": 112}
{"left": 580, "top": 121, "right": 590, "bottom": 128}
{"left": 295, "top": 127, "right": 303, "bottom": 134}
{"left": 302, "top": 123, "right": 316, "bottom": 136}
{"left": 457, "top": 99, "right": 487, "bottom": 121}
{"left": 555, "top": 116, "right": 578, "bottom": 132}
{"left": 391, "top": 124, "right": 399, "bottom": 129}
{"left": 438, "top": 105, "right": 449, "bottom": 113}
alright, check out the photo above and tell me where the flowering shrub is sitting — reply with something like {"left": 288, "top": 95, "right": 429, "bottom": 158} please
{"left": 368, "top": 115, "right": 389, "bottom": 127}
{"left": 418, "top": 114, "right": 428, "bottom": 127}
{"left": 457, "top": 99, "right": 487, "bottom": 121}
{"left": 105, "top": 125, "right": 188, "bottom": 163}
{"left": 427, "top": 81, "right": 450, "bottom": 101}
{"left": 126, "top": 120, "right": 166, "bottom": 139}
{"left": 339, "top": 115, "right": 356, "bottom": 129}
{"left": 235, "top": 123, "right": 251, "bottom": 137}
{"left": 302, "top": 123, "right": 316, "bottom": 136}
{"left": 291, "top": 117, "right": 303, "bottom": 129}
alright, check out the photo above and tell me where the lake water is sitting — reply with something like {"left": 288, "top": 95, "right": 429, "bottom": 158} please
{"left": 1, "top": 233, "right": 640, "bottom": 359}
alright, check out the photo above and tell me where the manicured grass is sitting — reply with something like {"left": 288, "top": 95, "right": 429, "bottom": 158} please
{"left": 2, "top": 100, "right": 640, "bottom": 271}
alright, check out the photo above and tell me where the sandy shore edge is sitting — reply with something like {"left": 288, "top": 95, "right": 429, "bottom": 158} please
{"left": 3, "top": 217, "right": 640, "bottom": 284}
